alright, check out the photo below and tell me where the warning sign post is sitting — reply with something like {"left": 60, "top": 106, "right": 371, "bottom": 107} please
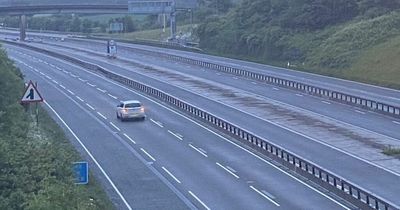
{"left": 21, "top": 80, "right": 44, "bottom": 125}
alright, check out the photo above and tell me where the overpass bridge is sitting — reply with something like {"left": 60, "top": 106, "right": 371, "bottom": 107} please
{"left": 0, "top": 0, "right": 197, "bottom": 41}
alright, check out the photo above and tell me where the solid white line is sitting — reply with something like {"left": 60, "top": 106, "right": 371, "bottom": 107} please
{"left": 140, "top": 148, "right": 156, "bottom": 161}
{"left": 393, "top": 121, "right": 400, "bottom": 125}
{"left": 123, "top": 133, "right": 136, "bottom": 144}
{"left": 162, "top": 167, "right": 181, "bottom": 184}
{"left": 97, "top": 112, "right": 107, "bottom": 120}
{"left": 216, "top": 162, "right": 239, "bottom": 179}
{"left": 76, "top": 96, "right": 84, "bottom": 102}
{"left": 59, "top": 84, "right": 66, "bottom": 89}
{"left": 189, "top": 144, "right": 208, "bottom": 157}
{"left": 44, "top": 101, "right": 132, "bottom": 210}
{"left": 96, "top": 87, "right": 107, "bottom": 93}
{"left": 67, "top": 90, "right": 75, "bottom": 95}
{"left": 87, "top": 82, "right": 96, "bottom": 87}
{"left": 188, "top": 191, "right": 210, "bottom": 210}
{"left": 86, "top": 103, "right": 95, "bottom": 110}
{"left": 250, "top": 185, "right": 280, "bottom": 207}
{"left": 321, "top": 101, "right": 331, "bottom": 105}
{"left": 107, "top": 93, "right": 118, "bottom": 99}
{"left": 295, "top": 94, "right": 303, "bottom": 97}
{"left": 355, "top": 110, "right": 366, "bottom": 115}
{"left": 109, "top": 122, "right": 121, "bottom": 131}
{"left": 168, "top": 130, "right": 183, "bottom": 141}
{"left": 150, "top": 118, "right": 163, "bottom": 128}
{"left": 48, "top": 56, "right": 352, "bottom": 209}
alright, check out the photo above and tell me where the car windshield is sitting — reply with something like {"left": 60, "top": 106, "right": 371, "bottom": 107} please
{"left": 125, "top": 103, "right": 141, "bottom": 108}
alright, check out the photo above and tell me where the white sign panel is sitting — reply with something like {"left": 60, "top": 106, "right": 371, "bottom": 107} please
{"left": 21, "top": 80, "right": 43, "bottom": 103}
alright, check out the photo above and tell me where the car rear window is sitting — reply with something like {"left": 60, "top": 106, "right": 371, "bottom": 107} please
{"left": 125, "top": 103, "right": 141, "bottom": 108}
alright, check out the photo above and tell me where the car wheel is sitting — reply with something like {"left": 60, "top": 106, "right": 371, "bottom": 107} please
{"left": 141, "top": 116, "right": 145, "bottom": 121}
{"left": 116, "top": 112, "right": 120, "bottom": 119}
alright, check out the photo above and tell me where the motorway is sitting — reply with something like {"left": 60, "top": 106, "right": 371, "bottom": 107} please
{"left": 4, "top": 35, "right": 400, "bottom": 208}
{"left": 5, "top": 44, "right": 354, "bottom": 209}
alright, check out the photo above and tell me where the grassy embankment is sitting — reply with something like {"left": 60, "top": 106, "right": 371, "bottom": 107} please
{"left": 0, "top": 47, "right": 114, "bottom": 209}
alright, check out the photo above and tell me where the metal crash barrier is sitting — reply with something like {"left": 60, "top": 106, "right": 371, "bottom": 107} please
{"left": 4, "top": 40, "right": 399, "bottom": 210}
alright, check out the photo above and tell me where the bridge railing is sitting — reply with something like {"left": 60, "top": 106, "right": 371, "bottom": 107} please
{"left": 4, "top": 40, "right": 399, "bottom": 210}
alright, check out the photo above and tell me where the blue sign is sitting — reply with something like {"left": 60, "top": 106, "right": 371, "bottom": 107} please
{"left": 73, "top": 162, "right": 88, "bottom": 184}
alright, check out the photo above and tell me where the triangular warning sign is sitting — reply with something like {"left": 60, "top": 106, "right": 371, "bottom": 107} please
{"left": 21, "top": 81, "right": 44, "bottom": 103}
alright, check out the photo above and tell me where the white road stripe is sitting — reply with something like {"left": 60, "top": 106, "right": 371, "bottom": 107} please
{"left": 188, "top": 191, "right": 210, "bottom": 210}
{"left": 216, "top": 73, "right": 221, "bottom": 75}
{"left": 107, "top": 94, "right": 118, "bottom": 99}
{"left": 393, "top": 121, "right": 400, "bottom": 125}
{"left": 321, "top": 101, "right": 331, "bottom": 105}
{"left": 96, "top": 87, "right": 107, "bottom": 93}
{"left": 233, "top": 77, "right": 238, "bottom": 80}
{"left": 87, "top": 82, "right": 96, "bottom": 87}
{"left": 56, "top": 66, "right": 62, "bottom": 70}
{"left": 67, "top": 90, "right": 75, "bottom": 95}
{"left": 52, "top": 80, "right": 58, "bottom": 84}
{"left": 140, "top": 148, "right": 156, "bottom": 161}
{"left": 49, "top": 64, "right": 55, "bottom": 68}
{"left": 189, "top": 144, "right": 208, "bottom": 157}
{"left": 78, "top": 78, "right": 86, "bottom": 82}
{"left": 44, "top": 102, "right": 132, "bottom": 210}
{"left": 59, "top": 84, "right": 66, "bottom": 89}
{"left": 272, "top": 87, "right": 279, "bottom": 90}
{"left": 70, "top": 74, "right": 78, "bottom": 78}
{"left": 162, "top": 167, "right": 181, "bottom": 184}
{"left": 109, "top": 122, "right": 121, "bottom": 131}
{"left": 295, "top": 94, "right": 304, "bottom": 97}
{"left": 76, "top": 96, "right": 84, "bottom": 102}
{"left": 63, "top": 70, "right": 69, "bottom": 74}
{"left": 97, "top": 112, "right": 107, "bottom": 120}
{"left": 39, "top": 72, "right": 45, "bottom": 76}
{"left": 216, "top": 162, "right": 239, "bottom": 179}
{"left": 251, "top": 82, "right": 257, "bottom": 85}
{"left": 250, "top": 186, "right": 280, "bottom": 207}
{"left": 355, "top": 110, "right": 366, "bottom": 115}
{"left": 150, "top": 119, "right": 163, "bottom": 128}
{"left": 46, "top": 75, "right": 52, "bottom": 80}
{"left": 168, "top": 130, "right": 183, "bottom": 141}
{"left": 123, "top": 133, "right": 136, "bottom": 144}
{"left": 86, "top": 103, "right": 95, "bottom": 110}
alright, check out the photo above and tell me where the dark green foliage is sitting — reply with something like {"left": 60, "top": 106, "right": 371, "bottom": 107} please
{"left": 196, "top": 0, "right": 400, "bottom": 69}
{"left": 0, "top": 46, "right": 114, "bottom": 209}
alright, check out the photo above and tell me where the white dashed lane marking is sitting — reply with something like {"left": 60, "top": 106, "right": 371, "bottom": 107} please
{"left": 321, "top": 101, "right": 331, "bottom": 105}
{"left": 140, "top": 148, "right": 156, "bottom": 161}
{"left": 162, "top": 167, "right": 181, "bottom": 184}
{"left": 189, "top": 144, "right": 208, "bottom": 157}
{"left": 355, "top": 110, "right": 366, "bottom": 115}
{"left": 109, "top": 122, "right": 121, "bottom": 131}
{"left": 123, "top": 133, "right": 136, "bottom": 144}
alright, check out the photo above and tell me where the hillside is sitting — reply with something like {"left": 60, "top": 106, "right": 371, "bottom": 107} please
{"left": 196, "top": 0, "right": 400, "bottom": 88}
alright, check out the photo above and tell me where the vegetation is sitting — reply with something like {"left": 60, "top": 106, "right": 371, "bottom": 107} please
{"left": 195, "top": 0, "right": 400, "bottom": 88}
{"left": 0, "top": 47, "right": 114, "bottom": 209}
{"left": 383, "top": 146, "right": 400, "bottom": 157}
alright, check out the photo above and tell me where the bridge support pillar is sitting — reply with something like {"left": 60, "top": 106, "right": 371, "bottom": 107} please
{"left": 170, "top": 12, "right": 176, "bottom": 39}
{"left": 19, "top": 15, "right": 26, "bottom": 41}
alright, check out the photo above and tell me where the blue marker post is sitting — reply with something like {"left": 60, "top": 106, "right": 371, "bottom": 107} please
{"left": 73, "top": 162, "right": 89, "bottom": 185}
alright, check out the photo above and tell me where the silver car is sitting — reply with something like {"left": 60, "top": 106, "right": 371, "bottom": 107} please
{"left": 116, "top": 100, "right": 146, "bottom": 121}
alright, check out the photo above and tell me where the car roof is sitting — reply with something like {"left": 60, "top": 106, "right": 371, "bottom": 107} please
{"left": 121, "top": 100, "right": 141, "bottom": 104}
